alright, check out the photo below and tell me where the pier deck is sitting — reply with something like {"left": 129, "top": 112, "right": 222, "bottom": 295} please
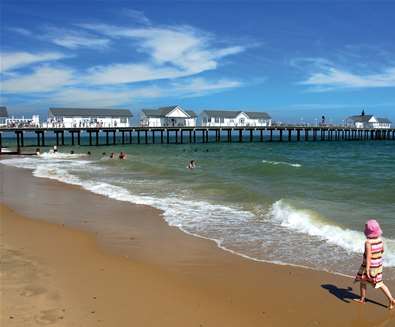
{"left": 1, "top": 126, "right": 394, "bottom": 151}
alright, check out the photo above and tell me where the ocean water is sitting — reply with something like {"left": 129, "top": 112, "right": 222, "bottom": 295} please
{"left": 2, "top": 139, "right": 395, "bottom": 278}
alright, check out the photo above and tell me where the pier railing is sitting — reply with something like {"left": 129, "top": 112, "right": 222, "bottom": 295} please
{"left": 1, "top": 126, "right": 394, "bottom": 152}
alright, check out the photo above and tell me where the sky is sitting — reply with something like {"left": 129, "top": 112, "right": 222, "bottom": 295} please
{"left": 1, "top": 0, "right": 395, "bottom": 123}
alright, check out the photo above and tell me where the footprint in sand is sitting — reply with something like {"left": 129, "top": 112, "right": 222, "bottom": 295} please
{"left": 20, "top": 285, "right": 47, "bottom": 297}
{"left": 34, "top": 308, "right": 64, "bottom": 325}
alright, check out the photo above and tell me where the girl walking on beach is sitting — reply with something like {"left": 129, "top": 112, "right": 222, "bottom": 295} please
{"left": 354, "top": 219, "right": 395, "bottom": 309}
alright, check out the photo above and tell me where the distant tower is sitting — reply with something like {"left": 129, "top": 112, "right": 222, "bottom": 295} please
{"left": 361, "top": 109, "right": 365, "bottom": 116}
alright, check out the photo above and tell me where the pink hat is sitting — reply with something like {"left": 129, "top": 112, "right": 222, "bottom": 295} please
{"left": 364, "top": 219, "right": 382, "bottom": 238}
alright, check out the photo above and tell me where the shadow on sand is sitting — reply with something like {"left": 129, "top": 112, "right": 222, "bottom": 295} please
{"left": 321, "top": 284, "right": 387, "bottom": 308}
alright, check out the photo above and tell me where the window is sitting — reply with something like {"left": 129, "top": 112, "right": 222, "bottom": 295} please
{"left": 215, "top": 117, "right": 220, "bottom": 123}
{"left": 121, "top": 117, "right": 127, "bottom": 123}
{"left": 220, "top": 117, "right": 225, "bottom": 123}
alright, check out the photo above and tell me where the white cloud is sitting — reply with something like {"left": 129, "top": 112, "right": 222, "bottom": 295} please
{"left": 47, "top": 86, "right": 163, "bottom": 107}
{"left": 85, "top": 63, "right": 188, "bottom": 85}
{"left": 31, "top": 76, "right": 241, "bottom": 107}
{"left": 295, "top": 57, "right": 395, "bottom": 91}
{"left": 52, "top": 35, "right": 110, "bottom": 49}
{"left": 8, "top": 27, "right": 33, "bottom": 36}
{"left": 79, "top": 24, "right": 246, "bottom": 85}
{"left": 171, "top": 77, "right": 242, "bottom": 97}
{"left": 1, "top": 66, "right": 74, "bottom": 93}
{"left": 2, "top": 17, "right": 248, "bottom": 103}
{"left": 302, "top": 66, "right": 395, "bottom": 90}
{"left": 124, "top": 9, "right": 151, "bottom": 25}
{"left": 0, "top": 52, "right": 67, "bottom": 72}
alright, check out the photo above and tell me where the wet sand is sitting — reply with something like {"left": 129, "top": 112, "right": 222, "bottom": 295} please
{"left": 1, "top": 164, "right": 395, "bottom": 326}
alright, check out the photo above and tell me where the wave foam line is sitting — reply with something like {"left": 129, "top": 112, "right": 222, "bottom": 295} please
{"left": 270, "top": 200, "right": 395, "bottom": 266}
{"left": 2, "top": 157, "right": 357, "bottom": 277}
{"left": 2, "top": 156, "right": 395, "bottom": 270}
{"left": 262, "top": 160, "right": 301, "bottom": 168}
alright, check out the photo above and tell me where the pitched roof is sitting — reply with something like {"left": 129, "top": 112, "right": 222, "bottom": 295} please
{"left": 49, "top": 108, "right": 132, "bottom": 117}
{"left": 201, "top": 110, "right": 271, "bottom": 120}
{"left": 376, "top": 117, "right": 392, "bottom": 124}
{"left": 347, "top": 115, "right": 374, "bottom": 123}
{"left": 201, "top": 110, "right": 242, "bottom": 119}
{"left": 244, "top": 111, "right": 271, "bottom": 119}
{"left": 141, "top": 105, "right": 196, "bottom": 118}
{"left": 0, "top": 106, "right": 8, "bottom": 117}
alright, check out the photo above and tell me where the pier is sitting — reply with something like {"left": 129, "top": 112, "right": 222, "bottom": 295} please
{"left": 1, "top": 126, "right": 394, "bottom": 152}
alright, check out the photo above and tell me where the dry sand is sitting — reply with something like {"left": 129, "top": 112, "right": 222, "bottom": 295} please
{"left": 1, "top": 164, "right": 395, "bottom": 326}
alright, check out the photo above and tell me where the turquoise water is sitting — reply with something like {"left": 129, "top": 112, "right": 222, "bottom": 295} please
{"left": 2, "top": 139, "right": 395, "bottom": 278}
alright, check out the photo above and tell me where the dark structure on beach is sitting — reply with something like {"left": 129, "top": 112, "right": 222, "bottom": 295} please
{"left": 0, "top": 106, "right": 8, "bottom": 127}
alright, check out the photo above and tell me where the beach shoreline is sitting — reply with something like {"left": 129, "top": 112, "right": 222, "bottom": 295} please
{"left": 1, "top": 163, "right": 395, "bottom": 326}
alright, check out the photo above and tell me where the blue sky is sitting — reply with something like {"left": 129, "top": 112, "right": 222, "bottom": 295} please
{"left": 1, "top": 1, "right": 395, "bottom": 123}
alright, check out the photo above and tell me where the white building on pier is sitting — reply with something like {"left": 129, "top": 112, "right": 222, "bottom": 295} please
{"left": 346, "top": 111, "right": 392, "bottom": 129}
{"left": 6, "top": 115, "right": 40, "bottom": 128}
{"left": 140, "top": 105, "right": 197, "bottom": 127}
{"left": 47, "top": 108, "right": 133, "bottom": 128}
{"left": 201, "top": 110, "right": 272, "bottom": 127}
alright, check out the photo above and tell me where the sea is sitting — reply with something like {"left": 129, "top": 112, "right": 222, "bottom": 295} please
{"left": 1, "top": 136, "right": 395, "bottom": 279}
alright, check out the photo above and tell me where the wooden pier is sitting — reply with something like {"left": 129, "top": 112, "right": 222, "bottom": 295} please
{"left": 1, "top": 126, "right": 394, "bottom": 151}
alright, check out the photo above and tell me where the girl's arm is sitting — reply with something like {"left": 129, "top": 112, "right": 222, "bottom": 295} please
{"left": 365, "top": 240, "right": 372, "bottom": 279}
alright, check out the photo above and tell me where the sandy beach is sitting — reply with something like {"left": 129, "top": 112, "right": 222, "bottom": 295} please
{"left": 1, "top": 164, "right": 395, "bottom": 326}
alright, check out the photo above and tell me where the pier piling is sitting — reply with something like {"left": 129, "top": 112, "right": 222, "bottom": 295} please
{"left": 1, "top": 125, "right": 394, "bottom": 151}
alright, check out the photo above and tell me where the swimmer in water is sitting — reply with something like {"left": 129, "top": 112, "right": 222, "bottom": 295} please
{"left": 110, "top": 152, "right": 115, "bottom": 159}
{"left": 187, "top": 160, "right": 196, "bottom": 169}
{"left": 119, "top": 152, "right": 127, "bottom": 160}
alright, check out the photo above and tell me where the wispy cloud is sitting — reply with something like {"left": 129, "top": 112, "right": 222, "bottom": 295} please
{"left": 301, "top": 66, "right": 395, "bottom": 90}
{"left": 6, "top": 75, "right": 242, "bottom": 107}
{"left": 124, "top": 9, "right": 151, "bottom": 25}
{"left": 294, "top": 56, "right": 395, "bottom": 91}
{"left": 1, "top": 66, "right": 74, "bottom": 93}
{"left": 85, "top": 63, "right": 187, "bottom": 85}
{"left": 8, "top": 27, "right": 33, "bottom": 36}
{"left": 52, "top": 34, "right": 110, "bottom": 49}
{"left": 0, "top": 51, "right": 67, "bottom": 72}
{"left": 79, "top": 23, "right": 246, "bottom": 84}
{"left": 171, "top": 77, "right": 242, "bottom": 97}
{"left": 41, "top": 27, "right": 111, "bottom": 49}
{"left": 2, "top": 13, "right": 248, "bottom": 105}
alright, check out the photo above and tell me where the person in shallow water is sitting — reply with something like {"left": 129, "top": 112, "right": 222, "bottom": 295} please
{"left": 354, "top": 219, "right": 395, "bottom": 309}
{"left": 119, "top": 152, "right": 127, "bottom": 160}
{"left": 35, "top": 148, "right": 40, "bottom": 156}
{"left": 109, "top": 152, "right": 115, "bottom": 159}
{"left": 187, "top": 160, "right": 196, "bottom": 169}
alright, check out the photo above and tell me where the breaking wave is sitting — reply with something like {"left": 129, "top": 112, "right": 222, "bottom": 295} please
{"left": 262, "top": 160, "right": 301, "bottom": 168}
{"left": 2, "top": 154, "right": 395, "bottom": 271}
{"left": 270, "top": 200, "right": 395, "bottom": 267}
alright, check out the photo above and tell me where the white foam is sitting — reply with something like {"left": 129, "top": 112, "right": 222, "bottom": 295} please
{"left": 2, "top": 155, "right": 395, "bottom": 272}
{"left": 39, "top": 152, "right": 86, "bottom": 159}
{"left": 270, "top": 200, "right": 395, "bottom": 266}
{"left": 262, "top": 160, "right": 301, "bottom": 168}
